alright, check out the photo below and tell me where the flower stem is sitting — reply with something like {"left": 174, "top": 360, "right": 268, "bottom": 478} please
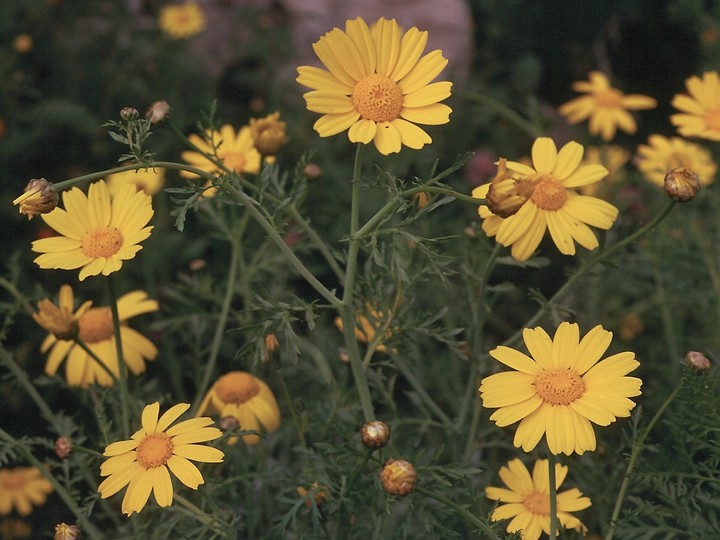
{"left": 73, "top": 338, "right": 119, "bottom": 385}
{"left": 340, "top": 143, "right": 375, "bottom": 422}
{"left": 106, "top": 274, "right": 131, "bottom": 438}
{"left": 605, "top": 380, "right": 683, "bottom": 540}
{"left": 337, "top": 448, "right": 374, "bottom": 540}
{"left": 52, "top": 161, "right": 211, "bottom": 191}
{"left": 548, "top": 452, "right": 559, "bottom": 540}
{"left": 414, "top": 485, "right": 501, "bottom": 539}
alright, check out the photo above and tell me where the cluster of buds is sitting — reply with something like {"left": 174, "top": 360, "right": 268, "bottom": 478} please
{"left": 12, "top": 178, "right": 58, "bottom": 220}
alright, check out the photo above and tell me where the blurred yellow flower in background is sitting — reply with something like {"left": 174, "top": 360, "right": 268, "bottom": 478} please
{"left": 486, "top": 459, "right": 591, "bottom": 540}
{"left": 636, "top": 134, "right": 716, "bottom": 187}
{"left": 107, "top": 168, "right": 165, "bottom": 196}
{"left": 559, "top": 71, "right": 656, "bottom": 141}
{"left": 31, "top": 180, "right": 154, "bottom": 281}
{"left": 297, "top": 17, "right": 452, "bottom": 155}
{"left": 98, "top": 402, "right": 224, "bottom": 515}
{"left": 0, "top": 467, "right": 53, "bottom": 516}
{"left": 159, "top": 3, "right": 205, "bottom": 39}
{"left": 671, "top": 71, "right": 720, "bottom": 141}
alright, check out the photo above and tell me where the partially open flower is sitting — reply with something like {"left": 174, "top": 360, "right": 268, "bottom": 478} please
{"left": 249, "top": 112, "right": 288, "bottom": 156}
{"left": 361, "top": 420, "right": 391, "bottom": 449}
{"left": 483, "top": 158, "right": 537, "bottom": 218}
{"left": 380, "top": 459, "right": 416, "bottom": 497}
{"left": 54, "top": 523, "right": 80, "bottom": 540}
{"left": 33, "top": 285, "right": 83, "bottom": 341}
{"left": 685, "top": 351, "right": 711, "bottom": 372}
{"left": 664, "top": 166, "right": 701, "bottom": 202}
{"left": 13, "top": 179, "right": 58, "bottom": 220}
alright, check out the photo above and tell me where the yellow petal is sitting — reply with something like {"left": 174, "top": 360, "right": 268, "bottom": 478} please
{"left": 531, "top": 137, "right": 557, "bottom": 174}
{"left": 373, "top": 121, "right": 402, "bottom": 155}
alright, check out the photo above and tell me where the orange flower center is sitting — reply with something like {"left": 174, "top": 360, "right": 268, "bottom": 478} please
{"left": 221, "top": 150, "right": 247, "bottom": 174}
{"left": 82, "top": 227, "right": 123, "bottom": 259}
{"left": 136, "top": 433, "right": 174, "bottom": 469}
{"left": 214, "top": 372, "right": 260, "bottom": 404}
{"left": 0, "top": 471, "right": 27, "bottom": 490}
{"left": 523, "top": 491, "right": 550, "bottom": 516}
{"left": 704, "top": 107, "right": 720, "bottom": 132}
{"left": 352, "top": 74, "right": 404, "bottom": 123}
{"left": 535, "top": 369, "right": 585, "bottom": 405}
{"left": 77, "top": 307, "right": 114, "bottom": 343}
{"left": 530, "top": 177, "right": 568, "bottom": 211}
{"left": 594, "top": 87, "right": 623, "bottom": 108}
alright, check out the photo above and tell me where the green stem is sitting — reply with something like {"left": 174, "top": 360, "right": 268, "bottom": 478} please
{"left": 458, "top": 89, "right": 543, "bottom": 139}
{"left": 273, "top": 368, "right": 307, "bottom": 449}
{"left": 337, "top": 448, "right": 374, "bottom": 540}
{"left": 414, "top": 485, "right": 501, "bottom": 539}
{"left": 605, "top": 381, "right": 683, "bottom": 540}
{"left": 73, "top": 338, "right": 119, "bottom": 386}
{"left": 106, "top": 274, "right": 131, "bottom": 438}
{"left": 287, "top": 205, "right": 346, "bottom": 282}
{"left": 548, "top": 452, "right": 558, "bottom": 540}
{"left": 174, "top": 494, "right": 224, "bottom": 531}
{"left": 340, "top": 144, "right": 375, "bottom": 422}
{"left": 190, "top": 236, "right": 241, "bottom": 415}
{"left": 504, "top": 200, "right": 676, "bottom": 346}
{"left": 0, "top": 427, "right": 105, "bottom": 540}
{"left": 401, "top": 184, "right": 486, "bottom": 206}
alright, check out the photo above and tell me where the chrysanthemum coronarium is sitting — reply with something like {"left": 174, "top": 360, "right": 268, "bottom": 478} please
{"left": 480, "top": 322, "right": 642, "bottom": 455}
{"left": 98, "top": 402, "right": 224, "bottom": 515}
{"left": 296, "top": 17, "right": 452, "bottom": 155}
{"left": 31, "top": 180, "right": 153, "bottom": 281}
{"left": 0, "top": 466, "right": 53, "bottom": 516}
{"left": 670, "top": 71, "right": 720, "bottom": 141}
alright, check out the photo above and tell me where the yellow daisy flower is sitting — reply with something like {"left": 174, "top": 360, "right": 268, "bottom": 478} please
{"left": 106, "top": 168, "right": 165, "bottom": 196}
{"left": 671, "top": 71, "right": 720, "bottom": 141}
{"left": 296, "top": 17, "right": 452, "bottom": 155}
{"left": 31, "top": 180, "right": 153, "bottom": 281}
{"left": 486, "top": 458, "right": 591, "bottom": 540}
{"left": 197, "top": 371, "right": 280, "bottom": 445}
{"left": 0, "top": 467, "right": 53, "bottom": 516}
{"left": 158, "top": 2, "right": 206, "bottom": 40}
{"left": 472, "top": 137, "right": 618, "bottom": 261}
{"left": 480, "top": 322, "right": 642, "bottom": 455}
{"left": 636, "top": 134, "right": 716, "bottom": 187}
{"left": 35, "top": 285, "right": 159, "bottom": 388}
{"left": 558, "top": 71, "right": 657, "bottom": 141}
{"left": 98, "top": 402, "right": 224, "bottom": 515}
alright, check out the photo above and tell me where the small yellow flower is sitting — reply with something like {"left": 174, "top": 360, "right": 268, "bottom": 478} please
{"left": 472, "top": 137, "right": 618, "bottom": 261}
{"left": 297, "top": 17, "right": 452, "bottom": 155}
{"left": 0, "top": 467, "right": 53, "bottom": 516}
{"left": 98, "top": 402, "right": 224, "bottom": 515}
{"left": 197, "top": 371, "right": 281, "bottom": 445}
{"left": 480, "top": 322, "right": 642, "bottom": 455}
{"left": 558, "top": 71, "right": 656, "bottom": 141}
{"left": 106, "top": 168, "right": 165, "bottom": 196}
{"left": 13, "top": 178, "right": 58, "bottom": 220}
{"left": 158, "top": 3, "right": 205, "bottom": 39}
{"left": 31, "top": 180, "right": 153, "bottom": 281}
{"left": 334, "top": 306, "right": 391, "bottom": 352}
{"left": 486, "top": 458, "right": 591, "bottom": 540}
{"left": 636, "top": 134, "right": 716, "bottom": 188}
{"left": 671, "top": 71, "right": 720, "bottom": 141}
{"left": 36, "top": 285, "right": 158, "bottom": 388}
{"left": 249, "top": 112, "right": 288, "bottom": 156}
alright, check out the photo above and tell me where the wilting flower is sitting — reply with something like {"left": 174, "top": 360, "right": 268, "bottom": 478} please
{"left": 31, "top": 180, "right": 153, "bottom": 281}
{"left": 558, "top": 71, "right": 656, "bottom": 141}
{"left": 249, "top": 112, "right": 288, "bottom": 156}
{"left": 296, "top": 17, "right": 452, "bottom": 155}
{"left": 472, "top": 137, "right": 618, "bottom": 261}
{"left": 197, "top": 371, "right": 280, "bottom": 445}
{"left": 636, "top": 134, "right": 716, "bottom": 188}
{"left": 486, "top": 459, "right": 591, "bottom": 540}
{"left": 480, "top": 322, "right": 642, "bottom": 455}
{"left": 671, "top": 71, "right": 720, "bottom": 141}
{"left": 13, "top": 178, "right": 58, "bottom": 220}
{"left": 158, "top": 2, "right": 205, "bottom": 39}
{"left": 35, "top": 285, "right": 158, "bottom": 387}
{"left": 0, "top": 467, "right": 53, "bottom": 516}
{"left": 98, "top": 402, "right": 224, "bottom": 515}
{"left": 107, "top": 167, "right": 166, "bottom": 196}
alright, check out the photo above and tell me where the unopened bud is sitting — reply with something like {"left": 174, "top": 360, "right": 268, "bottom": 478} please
{"left": 664, "top": 166, "right": 701, "bottom": 202}
{"left": 146, "top": 100, "right": 170, "bottom": 124}
{"left": 303, "top": 163, "right": 322, "bottom": 180}
{"left": 219, "top": 416, "right": 239, "bottom": 431}
{"left": 684, "top": 351, "right": 711, "bottom": 372}
{"left": 55, "top": 436, "right": 73, "bottom": 459}
{"left": 13, "top": 178, "right": 58, "bottom": 220}
{"left": 249, "top": 112, "right": 288, "bottom": 156}
{"left": 380, "top": 458, "right": 416, "bottom": 496}
{"left": 361, "top": 420, "right": 391, "bottom": 449}
{"left": 120, "top": 107, "right": 139, "bottom": 121}
{"left": 485, "top": 158, "right": 536, "bottom": 218}
{"left": 54, "top": 523, "right": 81, "bottom": 540}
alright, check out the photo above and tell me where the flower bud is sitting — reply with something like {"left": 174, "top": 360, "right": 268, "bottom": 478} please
{"left": 485, "top": 158, "right": 537, "bottom": 218}
{"left": 146, "top": 100, "right": 170, "bottom": 124}
{"left": 684, "top": 351, "right": 711, "bottom": 372}
{"left": 663, "top": 166, "right": 701, "bottom": 202}
{"left": 120, "top": 107, "right": 139, "bottom": 121}
{"left": 380, "top": 458, "right": 416, "bottom": 496}
{"left": 303, "top": 163, "right": 322, "bottom": 180}
{"left": 361, "top": 420, "right": 390, "bottom": 449}
{"left": 249, "top": 112, "right": 288, "bottom": 156}
{"left": 54, "top": 436, "right": 73, "bottom": 459}
{"left": 54, "top": 523, "right": 81, "bottom": 540}
{"left": 13, "top": 178, "right": 58, "bottom": 220}
{"left": 219, "top": 416, "right": 239, "bottom": 431}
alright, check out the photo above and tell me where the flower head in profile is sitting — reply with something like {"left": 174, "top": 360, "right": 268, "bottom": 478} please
{"left": 671, "top": 71, "right": 720, "bottom": 141}
{"left": 636, "top": 134, "right": 716, "bottom": 188}
{"left": 159, "top": 3, "right": 205, "bottom": 39}
{"left": 486, "top": 459, "right": 591, "bottom": 540}
{"left": 558, "top": 71, "right": 656, "bottom": 141}
{"left": 0, "top": 467, "right": 53, "bottom": 516}
{"left": 480, "top": 322, "right": 642, "bottom": 455}
{"left": 98, "top": 402, "right": 224, "bottom": 515}
{"left": 197, "top": 371, "right": 280, "bottom": 445}
{"left": 31, "top": 180, "right": 153, "bottom": 281}
{"left": 35, "top": 285, "right": 158, "bottom": 388}
{"left": 107, "top": 168, "right": 165, "bottom": 196}
{"left": 13, "top": 178, "right": 58, "bottom": 220}
{"left": 296, "top": 17, "right": 452, "bottom": 155}
{"left": 472, "top": 137, "right": 618, "bottom": 261}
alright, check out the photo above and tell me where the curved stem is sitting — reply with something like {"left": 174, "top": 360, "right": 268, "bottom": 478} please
{"left": 106, "top": 274, "right": 131, "bottom": 438}
{"left": 414, "top": 485, "right": 501, "bottom": 539}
